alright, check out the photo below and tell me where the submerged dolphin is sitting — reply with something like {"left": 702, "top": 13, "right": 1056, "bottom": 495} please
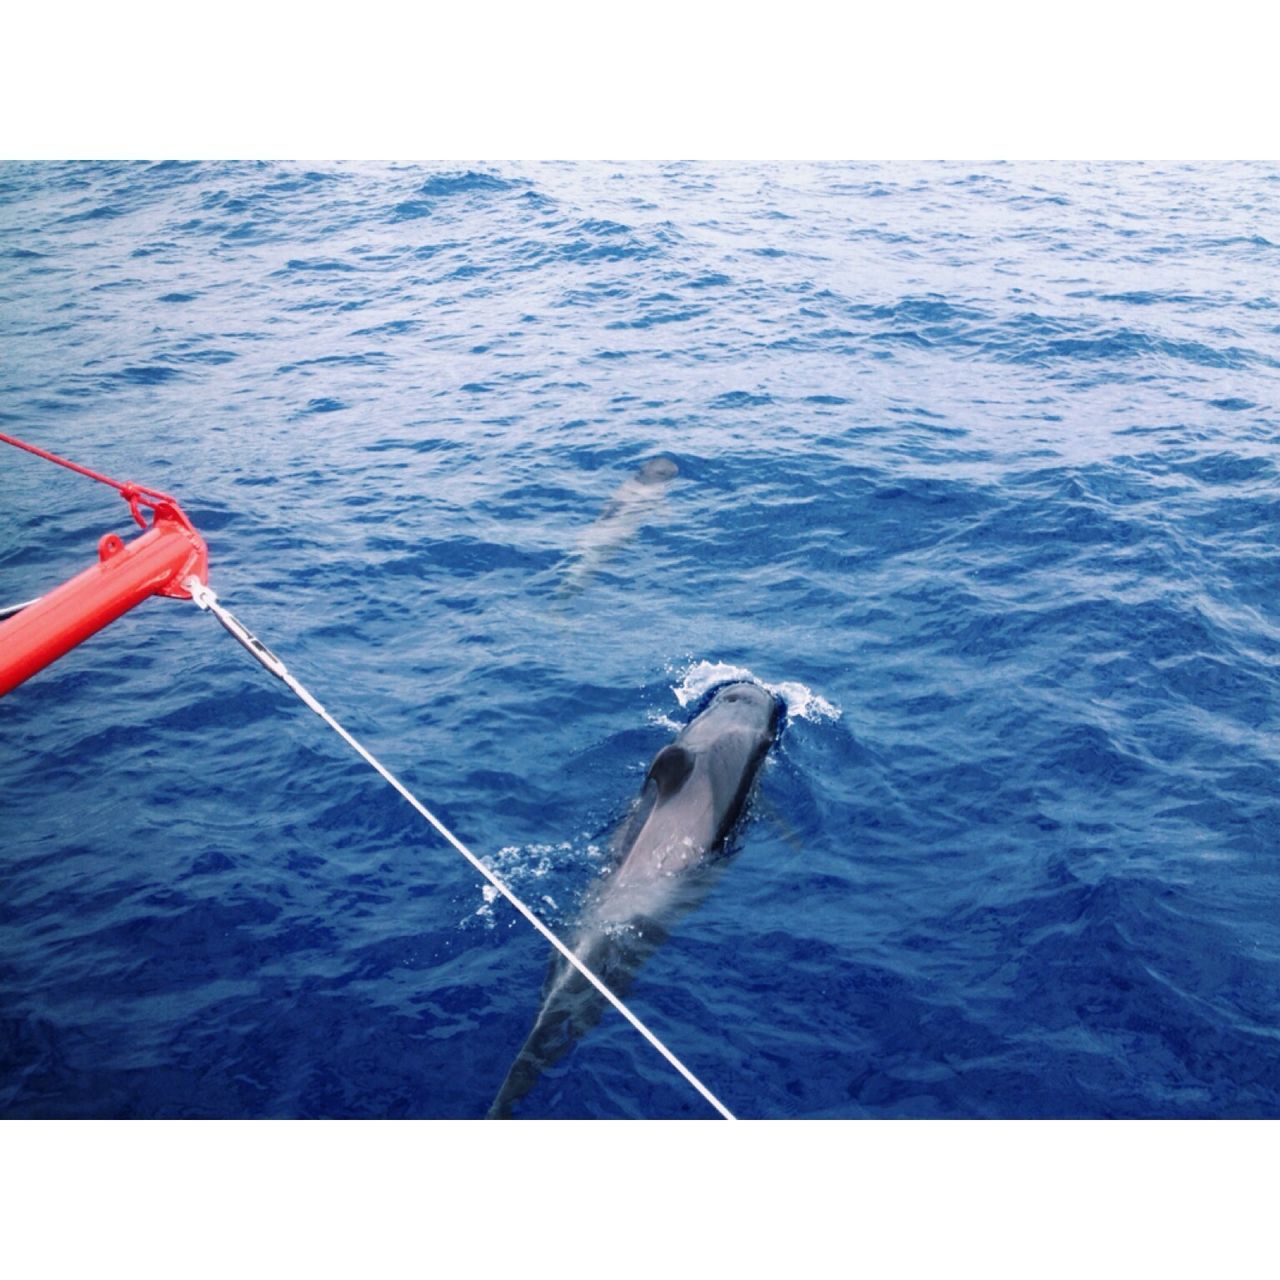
{"left": 558, "top": 456, "right": 679, "bottom": 597}
{"left": 488, "top": 680, "right": 782, "bottom": 1118}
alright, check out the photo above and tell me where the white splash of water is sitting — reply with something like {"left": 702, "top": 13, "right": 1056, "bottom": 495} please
{"left": 645, "top": 711, "right": 683, "bottom": 732}
{"left": 669, "top": 659, "right": 842, "bottom": 723}
{"left": 467, "top": 842, "right": 573, "bottom": 928}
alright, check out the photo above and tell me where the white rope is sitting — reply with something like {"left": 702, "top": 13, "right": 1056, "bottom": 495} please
{"left": 185, "top": 579, "right": 736, "bottom": 1121}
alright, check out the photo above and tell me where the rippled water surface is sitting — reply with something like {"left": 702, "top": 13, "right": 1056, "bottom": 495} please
{"left": 2, "top": 161, "right": 1278, "bottom": 1118}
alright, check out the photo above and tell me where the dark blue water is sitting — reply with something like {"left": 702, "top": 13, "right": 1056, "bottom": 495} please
{"left": 1, "top": 161, "right": 1278, "bottom": 1119}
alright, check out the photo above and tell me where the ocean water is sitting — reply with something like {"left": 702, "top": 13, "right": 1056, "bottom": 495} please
{"left": 1, "top": 161, "right": 1277, "bottom": 1119}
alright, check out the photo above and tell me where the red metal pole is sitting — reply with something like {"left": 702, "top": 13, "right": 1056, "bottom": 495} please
{"left": 0, "top": 501, "right": 208, "bottom": 698}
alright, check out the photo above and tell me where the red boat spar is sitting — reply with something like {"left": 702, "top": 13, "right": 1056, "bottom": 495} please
{"left": 0, "top": 432, "right": 208, "bottom": 698}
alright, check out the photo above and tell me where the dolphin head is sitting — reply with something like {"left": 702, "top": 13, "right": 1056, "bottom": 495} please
{"left": 635, "top": 456, "right": 679, "bottom": 485}
{"left": 682, "top": 681, "right": 781, "bottom": 748}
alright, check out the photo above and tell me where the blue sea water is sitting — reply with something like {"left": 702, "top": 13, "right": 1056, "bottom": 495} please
{"left": 1, "top": 161, "right": 1278, "bottom": 1120}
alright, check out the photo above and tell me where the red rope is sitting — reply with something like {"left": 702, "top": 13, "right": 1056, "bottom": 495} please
{"left": 0, "top": 430, "right": 176, "bottom": 529}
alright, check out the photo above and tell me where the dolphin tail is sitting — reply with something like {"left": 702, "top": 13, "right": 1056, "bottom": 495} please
{"left": 486, "top": 958, "right": 605, "bottom": 1120}
{"left": 487, "top": 1006, "right": 579, "bottom": 1119}
{"left": 486, "top": 917, "right": 669, "bottom": 1119}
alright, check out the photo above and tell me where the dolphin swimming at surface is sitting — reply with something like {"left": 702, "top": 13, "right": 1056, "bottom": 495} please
{"left": 488, "top": 680, "right": 782, "bottom": 1119}
{"left": 557, "top": 456, "right": 679, "bottom": 598}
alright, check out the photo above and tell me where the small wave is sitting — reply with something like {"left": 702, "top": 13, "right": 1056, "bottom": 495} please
{"left": 417, "top": 171, "right": 524, "bottom": 198}
{"left": 277, "top": 352, "right": 387, "bottom": 374}
{"left": 351, "top": 318, "right": 421, "bottom": 337}
{"left": 390, "top": 199, "right": 433, "bottom": 221}
{"left": 1092, "top": 290, "right": 1208, "bottom": 306}
{"left": 114, "top": 365, "right": 181, "bottom": 385}
{"left": 556, "top": 237, "right": 656, "bottom": 265}
{"left": 605, "top": 307, "right": 707, "bottom": 331}
{"left": 710, "top": 390, "right": 774, "bottom": 409}
{"left": 1203, "top": 234, "right": 1276, "bottom": 251}
{"left": 576, "top": 218, "right": 632, "bottom": 237}
{"left": 166, "top": 347, "right": 237, "bottom": 366}
{"left": 274, "top": 258, "right": 359, "bottom": 275}
{"left": 297, "top": 397, "right": 348, "bottom": 415}
{"left": 57, "top": 204, "right": 123, "bottom": 224}
{"left": 669, "top": 660, "right": 841, "bottom": 723}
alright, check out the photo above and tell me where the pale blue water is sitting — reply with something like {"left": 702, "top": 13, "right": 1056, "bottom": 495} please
{"left": 1, "top": 161, "right": 1278, "bottom": 1118}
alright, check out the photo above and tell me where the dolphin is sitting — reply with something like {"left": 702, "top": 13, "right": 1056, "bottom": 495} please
{"left": 557, "top": 456, "right": 679, "bottom": 597}
{"left": 488, "top": 680, "right": 782, "bottom": 1118}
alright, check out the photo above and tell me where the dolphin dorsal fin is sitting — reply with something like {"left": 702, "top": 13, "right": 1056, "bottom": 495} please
{"left": 647, "top": 744, "right": 695, "bottom": 798}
